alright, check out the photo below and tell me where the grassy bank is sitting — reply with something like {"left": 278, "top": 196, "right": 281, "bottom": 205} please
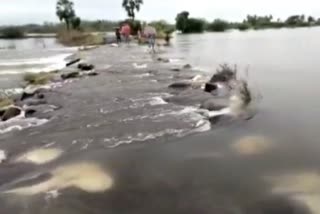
{"left": 57, "top": 30, "right": 105, "bottom": 46}
{"left": 23, "top": 72, "right": 55, "bottom": 85}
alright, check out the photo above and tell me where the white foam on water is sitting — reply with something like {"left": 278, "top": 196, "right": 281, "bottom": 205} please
{"left": 169, "top": 58, "right": 181, "bottom": 63}
{"left": 0, "top": 150, "right": 7, "bottom": 163}
{"left": 193, "top": 119, "right": 211, "bottom": 133}
{"left": 0, "top": 53, "right": 72, "bottom": 67}
{"left": 129, "top": 95, "right": 169, "bottom": 109}
{"left": 4, "top": 162, "right": 113, "bottom": 195}
{"left": 149, "top": 97, "right": 168, "bottom": 106}
{"left": 0, "top": 117, "right": 48, "bottom": 135}
{"left": 134, "top": 73, "right": 153, "bottom": 78}
{"left": 45, "top": 189, "right": 60, "bottom": 201}
{"left": 14, "top": 148, "right": 63, "bottom": 165}
{"left": 133, "top": 63, "right": 148, "bottom": 69}
{"left": 108, "top": 129, "right": 185, "bottom": 148}
{"left": 207, "top": 107, "right": 231, "bottom": 118}
{"left": 0, "top": 88, "right": 24, "bottom": 96}
{"left": 0, "top": 53, "right": 73, "bottom": 75}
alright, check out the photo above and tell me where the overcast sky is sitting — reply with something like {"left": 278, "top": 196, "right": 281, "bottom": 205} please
{"left": 1, "top": 0, "right": 320, "bottom": 25}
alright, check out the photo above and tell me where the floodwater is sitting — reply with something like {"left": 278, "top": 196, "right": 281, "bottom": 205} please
{"left": 0, "top": 38, "right": 75, "bottom": 90}
{"left": 1, "top": 27, "right": 320, "bottom": 214}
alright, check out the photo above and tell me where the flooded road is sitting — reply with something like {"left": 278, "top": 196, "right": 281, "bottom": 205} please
{"left": 0, "top": 28, "right": 320, "bottom": 213}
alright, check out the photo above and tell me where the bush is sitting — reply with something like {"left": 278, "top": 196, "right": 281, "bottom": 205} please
{"left": 57, "top": 30, "right": 105, "bottom": 46}
{"left": 0, "top": 97, "right": 13, "bottom": 108}
{"left": 149, "top": 20, "right": 175, "bottom": 39}
{"left": 207, "top": 19, "right": 230, "bottom": 32}
{"left": 236, "top": 23, "right": 251, "bottom": 31}
{"left": 184, "top": 18, "right": 206, "bottom": 33}
{"left": 0, "top": 27, "right": 25, "bottom": 39}
{"left": 175, "top": 11, "right": 205, "bottom": 33}
{"left": 23, "top": 72, "right": 54, "bottom": 85}
{"left": 150, "top": 21, "right": 174, "bottom": 33}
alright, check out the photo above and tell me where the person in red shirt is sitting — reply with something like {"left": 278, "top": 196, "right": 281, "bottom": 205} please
{"left": 121, "top": 23, "right": 131, "bottom": 43}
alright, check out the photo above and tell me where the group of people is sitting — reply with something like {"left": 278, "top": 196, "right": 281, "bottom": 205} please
{"left": 115, "top": 23, "right": 157, "bottom": 52}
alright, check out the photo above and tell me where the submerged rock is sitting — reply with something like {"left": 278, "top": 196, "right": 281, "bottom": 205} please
{"left": 21, "top": 98, "right": 47, "bottom": 106}
{"left": 25, "top": 109, "right": 37, "bottom": 117}
{"left": 183, "top": 64, "right": 192, "bottom": 69}
{"left": 209, "top": 64, "right": 236, "bottom": 83}
{"left": 157, "top": 57, "right": 170, "bottom": 63}
{"left": 87, "top": 71, "right": 99, "bottom": 76}
{"left": 204, "top": 83, "right": 217, "bottom": 93}
{"left": 168, "top": 81, "right": 192, "bottom": 89}
{"left": 200, "top": 99, "right": 228, "bottom": 111}
{"left": 21, "top": 86, "right": 49, "bottom": 101}
{"left": 2, "top": 107, "right": 22, "bottom": 121}
{"left": 78, "top": 63, "right": 95, "bottom": 71}
{"left": 25, "top": 105, "right": 60, "bottom": 119}
{"left": 0, "top": 108, "right": 6, "bottom": 117}
{"left": 170, "top": 68, "right": 181, "bottom": 72}
{"left": 61, "top": 71, "right": 80, "bottom": 80}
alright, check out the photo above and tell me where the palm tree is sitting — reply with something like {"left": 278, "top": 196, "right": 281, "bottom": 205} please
{"left": 122, "top": 0, "right": 143, "bottom": 21}
{"left": 56, "top": 0, "right": 76, "bottom": 30}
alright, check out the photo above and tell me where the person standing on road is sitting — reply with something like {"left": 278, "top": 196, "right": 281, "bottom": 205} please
{"left": 115, "top": 27, "right": 121, "bottom": 44}
{"left": 121, "top": 23, "right": 131, "bottom": 44}
{"left": 144, "top": 25, "right": 157, "bottom": 53}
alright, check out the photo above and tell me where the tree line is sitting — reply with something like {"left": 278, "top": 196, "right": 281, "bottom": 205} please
{"left": 176, "top": 11, "right": 320, "bottom": 33}
{"left": 1, "top": 0, "right": 319, "bottom": 39}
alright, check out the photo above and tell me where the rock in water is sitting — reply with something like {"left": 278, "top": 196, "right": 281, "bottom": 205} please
{"left": 66, "top": 58, "right": 81, "bottom": 67}
{"left": 204, "top": 83, "right": 217, "bottom": 93}
{"left": 37, "top": 94, "right": 45, "bottom": 99}
{"left": 0, "top": 109, "right": 6, "bottom": 117}
{"left": 183, "top": 64, "right": 192, "bottom": 69}
{"left": 170, "top": 68, "right": 181, "bottom": 72}
{"left": 61, "top": 71, "right": 80, "bottom": 80}
{"left": 87, "top": 71, "right": 99, "bottom": 76}
{"left": 2, "top": 107, "right": 22, "bottom": 121}
{"left": 168, "top": 82, "right": 192, "bottom": 89}
{"left": 209, "top": 64, "right": 236, "bottom": 83}
{"left": 78, "top": 63, "right": 95, "bottom": 71}
{"left": 25, "top": 109, "right": 37, "bottom": 117}
{"left": 200, "top": 99, "right": 227, "bottom": 111}
{"left": 21, "top": 85, "right": 50, "bottom": 101}
{"left": 157, "top": 57, "right": 169, "bottom": 63}
{"left": 21, "top": 98, "right": 47, "bottom": 106}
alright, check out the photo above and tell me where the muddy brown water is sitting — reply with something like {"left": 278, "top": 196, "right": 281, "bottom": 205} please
{"left": 0, "top": 28, "right": 320, "bottom": 214}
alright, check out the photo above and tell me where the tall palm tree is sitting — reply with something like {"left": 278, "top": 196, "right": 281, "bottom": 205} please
{"left": 56, "top": 0, "right": 76, "bottom": 30}
{"left": 122, "top": 0, "right": 143, "bottom": 21}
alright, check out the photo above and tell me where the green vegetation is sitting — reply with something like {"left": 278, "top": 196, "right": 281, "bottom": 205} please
{"left": 71, "top": 17, "right": 81, "bottom": 30}
{"left": 176, "top": 11, "right": 206, "bottom": 33}
{"left": 176, "top": 11, "right": 320, "bottom": 34}
{"left": 122, "top": 0, "right": 143, "bottom": 21}
{"left": 0, "top": 20, "right": 120, "bottom": 35}
{"left": 207, "top": 19, "right": 230, "bottom": 32}
{"left": 56, "top": 0, "right": 77, "bottom": 30}
{"left": 149, "top": 20, "right": 175, "bottom": 38}
{"left": 235, "top": 23, "right": 251, "bottom": 31}
{"left": 57, "top": 30, "right": 105, "bottom": 46}
{"left": 23, "top": 72, "right": 55, "bottom": 85}
{"left": 0, "top": 27, "right": 25, "bottom": 39}
{"left": 0, "top": 97, "right": 13, "bottom": 108}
